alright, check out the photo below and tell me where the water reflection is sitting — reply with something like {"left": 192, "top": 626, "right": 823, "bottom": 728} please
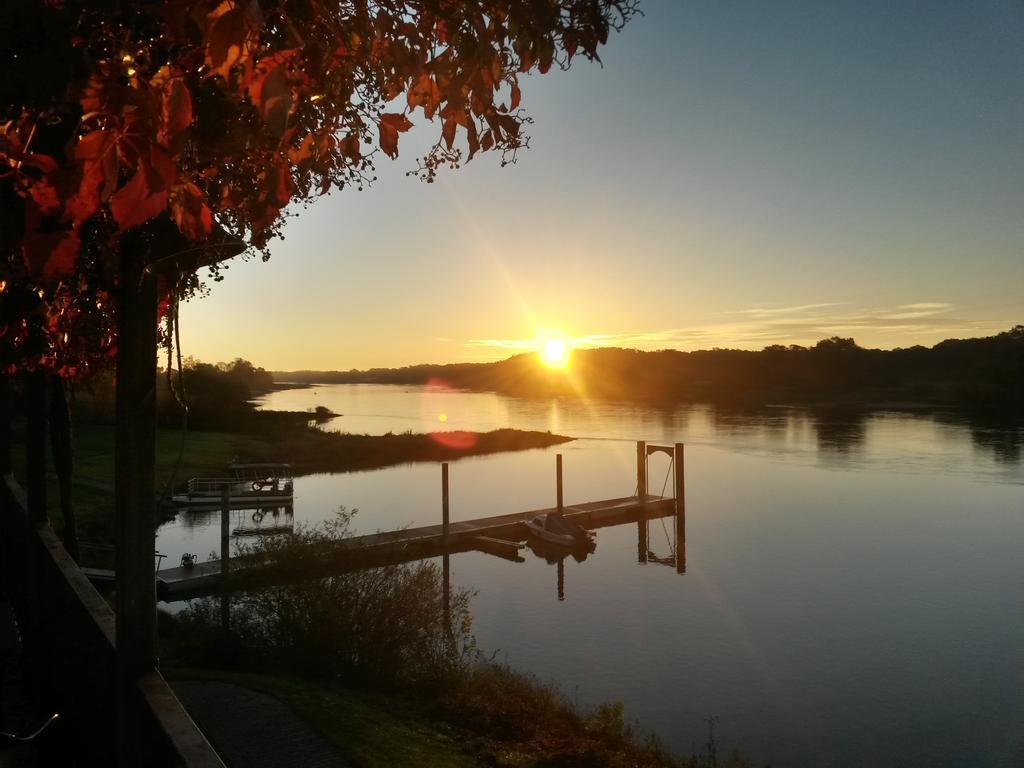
{"left": 156, "top": 385, "right": 1024, "bottom": 767}
{"left": 812, "top": 410, "right": 868, "bottom": 459}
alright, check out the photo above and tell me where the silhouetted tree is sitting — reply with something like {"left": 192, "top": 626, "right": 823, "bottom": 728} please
{"left": 1, "top": 0, "right": 639, "bottom": 375}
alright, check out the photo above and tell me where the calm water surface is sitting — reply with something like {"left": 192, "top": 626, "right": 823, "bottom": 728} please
{"left": 157, "top": 383, "right": 1024, "bottom": 767}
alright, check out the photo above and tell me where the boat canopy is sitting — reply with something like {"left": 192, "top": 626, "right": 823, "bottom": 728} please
{"left": 228, "top": 463, "right": 293, "bottom": 479}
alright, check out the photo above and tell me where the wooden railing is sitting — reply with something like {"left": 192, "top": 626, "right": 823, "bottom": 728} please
{"left": 0, "top": 474, "right": 224, "bottom": 767}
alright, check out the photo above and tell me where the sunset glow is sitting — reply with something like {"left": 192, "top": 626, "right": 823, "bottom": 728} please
{"left": 539, "top": 334, "right": 571, "bottom": 368}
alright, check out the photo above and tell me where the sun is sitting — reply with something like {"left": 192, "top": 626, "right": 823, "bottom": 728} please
{"left": 538, "top": 333, "right": 571, "bottom": 368}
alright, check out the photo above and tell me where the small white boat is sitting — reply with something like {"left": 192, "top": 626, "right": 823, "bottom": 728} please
{"left": 524, "top": 511, "right": 592, "bottom": 547}
{"left": 172, "top": 463, "right": 293, "bottom": 508}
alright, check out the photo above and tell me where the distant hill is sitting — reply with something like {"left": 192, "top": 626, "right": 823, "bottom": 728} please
{"left": 274, "top": 326, "right": 1024, "bottom": 409}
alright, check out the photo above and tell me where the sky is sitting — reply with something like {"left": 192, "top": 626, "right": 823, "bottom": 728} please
{"left": 181, "top": 0, "right": 1024, "bottom": 371}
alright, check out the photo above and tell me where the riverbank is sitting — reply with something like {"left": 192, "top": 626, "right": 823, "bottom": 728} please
{"left": 20, "top": 422, "right": 571, "bottom": 549}
{"left": 164, "top": 667, "right": 744, "bottom": 768}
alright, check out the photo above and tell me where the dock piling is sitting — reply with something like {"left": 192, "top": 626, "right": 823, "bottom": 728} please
{"left": 636, "top": 441, "right": 648, "bottom": 563}
{"left": 556, "top": 454, "right": 563, "bottom": 513}
{"left": 674, "top": 443, "right": 686, "bottom": 573}
{"left": 441, "top": 463, "right": 451, "bottom": 642}
{"left": 441, "top": 463, "right": 450, "bottom": 544}
{"left": 220, "top": 486, "right": 230, "bottom": 627}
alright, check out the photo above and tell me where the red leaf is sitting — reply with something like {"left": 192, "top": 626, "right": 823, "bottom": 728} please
{"left": 378, "top": 113, "right": 413, "bottom": 159}
{"left": 466, "top": 120, "right": 480, "bottom": 160}
{"left": 110, "top": 170, "right": 169, "bottom": 231}
{"left": 248, "top": 55, "right": 295, "bottom": 138}
{"left": 205, "top": 4, "right": 256, "bottom": 80}
{"left": 510, "top": 83, "right": 522, "bottom": 110}
{"left": 407, "top": 74, "right": 441, "bottom": 119}
{"left": 75, "top": 130, "right": 117, "bottom": 161}
{"left": 29, "top": 180, "right": 61, "bottom": 215}
{"left": 46, "top": 232, "right": 80, "bottom": 282}
{"left": 442, "top": 116, "right": 457, "bottom": 150}
{"left": 110, "top": 145, "right": 178, "bottom": 232}
{"left": 339, "top": 133, "right": 360, "bottom": 160}
{"left": 289, "top": 134, "right": 315, "bottom": 164}
{"left": 171, "top": 183, "right": 213, "bottom": 240}
{"left": 157, "top": 75, "right": 193, "bottom": 147}
{"left": 68, "top": 130, "right": 120, "bottom": 223}
{"left": 22, "top": 227, "right": 79, "bottom": 285}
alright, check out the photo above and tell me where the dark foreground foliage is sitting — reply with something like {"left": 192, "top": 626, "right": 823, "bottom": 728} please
{"left": 163, "top": 512, "right": 758, "bottom": 768}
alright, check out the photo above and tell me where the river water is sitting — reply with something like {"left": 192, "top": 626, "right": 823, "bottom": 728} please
{"left": 156, "top": 383, "right": 1024, "bottom": 767}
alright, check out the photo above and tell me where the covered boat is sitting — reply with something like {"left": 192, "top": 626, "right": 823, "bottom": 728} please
{"left": 524, "top": 511, "right": 593, "bottom": 547}
{"left": 172, "top": 463, "right": 293, "bottom": 508}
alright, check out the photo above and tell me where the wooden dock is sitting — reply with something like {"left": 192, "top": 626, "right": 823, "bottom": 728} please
{"left": 156, "top": 493, "right": 677, "bottom": 601}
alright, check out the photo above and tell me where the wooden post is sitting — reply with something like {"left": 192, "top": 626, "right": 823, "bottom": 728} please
{"left": 441, "top": 463, "right": 450, "bottom": 640}
{"left": 636, "top": 441, "right": 647, "bottom": 563}
{"left": 0, "top": 375, "right": 10, "bottom": 477}
{"left": 555, "top": 453, "right": 563, "bottom": 513}
{"left": 22, "top": 372, "right": 48, "bottom": 711}
{"left": 636, "top": 441, "right": 647, "bottom": 500}
{"left": 26, "top": 371, "right": 47, "bottom": 523}
{"left": 49, "top": 375, "right": 79, "bottom": 560}
{"left": 114, "top": 256, "right": 159, "bottom": 766}
{"left": 674, "top": 443, "right": 686, "bottom": 574}
{"left": 441, "top": 463, "right": 450, "bottom": 544}
{"left": 220, "top": 486, "right": 230, "bottom": 629}
{"left": 557, "top": 558, "right": 565, "bottom": 601}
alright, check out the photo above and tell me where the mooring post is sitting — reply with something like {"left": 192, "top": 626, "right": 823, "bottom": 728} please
{"left": 556, "top": 453, "right": 563, "bottom": 513}
{"left": 220, "top": 486, "right": 230, "bottom": 571}
{"left": 0, "top": 375, "right": 10, "bottom": 477}
{"left": 26, "top": 371, "right": 47, "bottom": 523}
{"left": 674, "top": 443, "right": 686, "bottom": 574}
{"left": 441, "top": 462, "right": 450, "bottom": 544}
{"left": 636, "top": 441, "right": 648, "bottom": 563}
{"left": 220, "top": 486, "right": 230, "bottom": 628}
{"left": 557, "top": 558, "right": 565, "bottom": 601}
{"left": 441, "top": 462, "right": 451, "bottom": 640}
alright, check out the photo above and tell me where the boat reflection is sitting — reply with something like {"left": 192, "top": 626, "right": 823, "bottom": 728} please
{"left": 232, "top": 505, "right": 295, "bottom": 537}
{"left": 526, "top": 537, "right": 597, "bottom": 601}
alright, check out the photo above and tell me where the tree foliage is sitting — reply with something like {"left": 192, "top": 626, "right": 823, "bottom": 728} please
{"left": 0, "top": 0, "right": 637, "bottom": 375}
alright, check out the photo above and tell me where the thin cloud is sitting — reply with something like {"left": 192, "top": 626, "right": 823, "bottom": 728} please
{"left": 736, "top": 302, "right": 847, "bottom": 318}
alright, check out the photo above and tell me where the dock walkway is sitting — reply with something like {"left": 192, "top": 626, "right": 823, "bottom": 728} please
{"left": 157, "top": 494, "right": 676, "bottom": 600}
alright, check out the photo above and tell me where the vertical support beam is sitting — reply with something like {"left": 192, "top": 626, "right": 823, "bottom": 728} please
{"left": 26, "top": 371, "right": 47, "bottom": 523}
{"left": 0, "top": 375, "right": 11, "bottom": 476}
{"left": 636, "top": 441, "right": 647, "bottom": 500}
{"left": 557, "top": 558, "right": 565, "bottom": 602}
{"left": 674, "top": 443, "right": 686, "bottom": 574}
{"left": 22, "top": 372, "right": 48, "bottom": 711}
{"left": 636, "top": 441, "right": 647, "bottom": 563}
{"left": 555, "top": 453, "right": 563, "bottom": 513}
{"left": 115, "top": 256, "right": 158, "bottom": 766}
{"left": 50, "top": 375, "right": 79, "bottom": 560}
{"left": 220, "top": 486, "right": 230, "bottom": 629}
{"left": 441, "top": 463, "right": 450, "bottom": 545}
{"left": 441, "top": 463, "right": 450, "bottom": 640}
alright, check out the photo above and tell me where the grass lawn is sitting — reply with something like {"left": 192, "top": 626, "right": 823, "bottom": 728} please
{"left": 13, "top": 424, "right": 242, "bottom": 547}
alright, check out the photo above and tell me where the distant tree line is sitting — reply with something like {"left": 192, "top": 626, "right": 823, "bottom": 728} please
{"left": 276, "top": 326, "right": 1024, "bottom": 410}
{"left": 73, "top": 357, "right": 276, "bottom": 430}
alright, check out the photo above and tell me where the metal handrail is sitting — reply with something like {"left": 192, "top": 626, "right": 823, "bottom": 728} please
{"left": 1, "top": 713, "right": 60, "bottom": 743}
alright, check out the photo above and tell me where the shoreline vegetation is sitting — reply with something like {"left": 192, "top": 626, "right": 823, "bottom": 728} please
{"left": 14, "top": 359, "right": 571, "bottom": 545}
{"left": 161, "top": 512, "right": 757, "bottom": 768}
{"left": 272, "top": 326, "right": 1024, "bottom": 412}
